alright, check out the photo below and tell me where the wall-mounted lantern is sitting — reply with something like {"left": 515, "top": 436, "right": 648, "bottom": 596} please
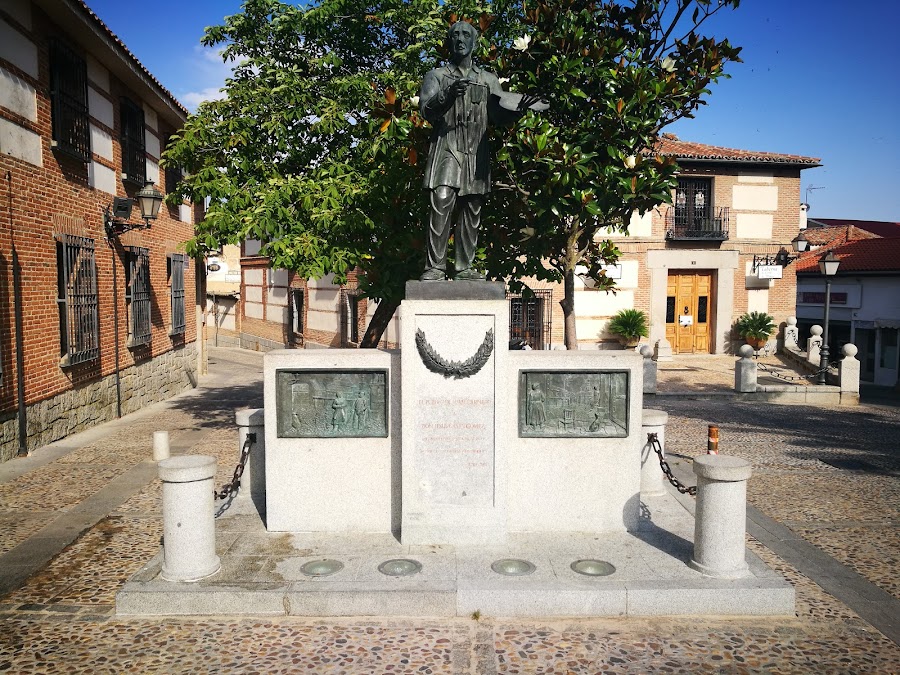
{"left": 104, "top": 181, "right": 164, "bottom": 238}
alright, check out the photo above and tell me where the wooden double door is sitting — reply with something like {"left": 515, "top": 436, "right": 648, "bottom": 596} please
{"left": 666, "top": 272, "right": 713, "bottom": 354}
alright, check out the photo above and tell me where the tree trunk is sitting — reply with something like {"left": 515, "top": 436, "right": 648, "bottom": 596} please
{"left": 360, "top": 297, "right": 401, "bottom": 348}
{"left": 561, "top": 268, "right": 577, "bottom": 350}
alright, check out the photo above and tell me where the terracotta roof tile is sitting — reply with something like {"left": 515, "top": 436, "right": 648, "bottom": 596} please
{"left": 801, "top": 225, "right": 878, "bottom": 246}
{"left": 656, "top": 135, "right": 820, "bottom": 166}
{"left": 796, "top": 237, "right": 900, "bottom": 274}
{"left": 808, "top": 218, "right": 900, "bottom": 238}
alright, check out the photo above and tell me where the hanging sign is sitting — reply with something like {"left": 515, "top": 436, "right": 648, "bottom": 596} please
{"left": 679, "top": 315, "right": 693, "bottom": 327}
{"left": 756, "top": 265, "right": 783, "bottom": 280}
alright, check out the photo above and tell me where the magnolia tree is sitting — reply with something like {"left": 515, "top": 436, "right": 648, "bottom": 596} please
{"left": 483, "top": 0, "right": 741, "bottom": 348}
{"left": 166, "top": 0, "right": 740, "bottom": 348}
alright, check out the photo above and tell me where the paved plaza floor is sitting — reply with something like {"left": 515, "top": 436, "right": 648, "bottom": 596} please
{"left": 0, "top": 347, "right": 897, "bottom": 673}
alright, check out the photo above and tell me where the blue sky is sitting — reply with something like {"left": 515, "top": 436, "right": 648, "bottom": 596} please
{"left": 87, "top": 0, "right": 899, "bottom": 221}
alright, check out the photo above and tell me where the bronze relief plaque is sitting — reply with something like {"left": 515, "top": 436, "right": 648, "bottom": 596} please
{"left": 275, "top": 369, "right": 388, "bottom": 438}
{"left": 518, "top": 371, "right": 628, "bottom": 438}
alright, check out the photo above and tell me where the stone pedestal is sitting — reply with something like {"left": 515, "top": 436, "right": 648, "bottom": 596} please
{"left": 653, "top": 338, "right": 673, "bottom": 362}
{"left": 641, "top": 345, "right": 657, "bottom": 394}
{"left": 159, "top": 455, "right": 220, "bottom": 582}
{"left": 263, "top": 349, "right": 399, "bottom": 533}
{"left": 839, "top": 344, "right": 861, "bottom": 393}
{"left": 400, "top": 282, "right": 509, "bottom": 546}
{"left": 152, "top": 431, "right": 170, "bottom": 461}
{"left": 807, "top": 325, "right": 823, "bottom": 366}
{"left": 690, "top": 455, "right": 752, "bottom": 579}
{"left": 734, "top": 345, "right": 757, "bottom": 393}
{"left": 640, "top": 409, "right": 668, "bottom": 497}
{"left": 783, "top": 316, "right": 799, "bottom": 349}
{"left": 235, "top": 408, "right": 266, "bottom": 514}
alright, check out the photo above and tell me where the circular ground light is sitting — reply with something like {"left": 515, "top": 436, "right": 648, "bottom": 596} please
{"left": 378, "top": 558, "right": 422, "bottom": 577}
{"left": 491, "top": 558, "right": 536, "bottom": 576}
{"left": 300, "top": 559, "right": 344, "bottom": 577}
{"left": 570, "top": 559, "right": 616, "bottom": 577}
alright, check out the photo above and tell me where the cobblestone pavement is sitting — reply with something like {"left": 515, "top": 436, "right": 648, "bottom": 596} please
{"left": 0, "top": 347, "right": 898, "bottom": 673}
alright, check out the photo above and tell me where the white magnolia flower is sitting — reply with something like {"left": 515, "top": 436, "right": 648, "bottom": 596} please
{"left": 409, "top": 95, "right": 420, "bottom": 107}
{"left": 624, "top": 155, "right": 637, "bottom": 169}
{"left": 498, "top": 77, "right": 510, "bottom": 86}
{"left": 519, "top": 226, "right": 535, "bottom": 240}
{"left": 660, "top": 56, "right": 676, "bottom": 73}
{"left": 513, "top": 34, "right": 531, "bottom": 51}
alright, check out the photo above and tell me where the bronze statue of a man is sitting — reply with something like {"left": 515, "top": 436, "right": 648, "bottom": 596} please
{"left": 419, "top": 21, "right": 544, "bottom": 281}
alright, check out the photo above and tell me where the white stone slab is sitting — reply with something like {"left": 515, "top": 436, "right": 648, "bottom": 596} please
{"left": 145, "top": 128, "right": 160, "bottom": 159}
{"left": 732, "top": 184, "right": 778, "bottom": 212}
{"left": 90, "top": 123, "right": 113, "bottom": 161}
{"left": 244, "top": 269, "right": 264, "bottom": 285}
{"left": 400, "top": 299, "right": 509, "bottom": 546}
{"left": 264, "top": 349, "right": 400, "bottom": 534}
{"left": 0, "top": 117, "right": 41, "bottom": 167}
{"left": 244, "top": 301, "right": 264, "bottom": 320}
{"left": 143, "top": 102, "right": 158, "bottom": 131}
{"left": 735, "top": 212, "right": 774, "bottom": 239}
{"left": 179, "top": 204, "right": 192, "bottom": 224}
{"left": 86, "top": 55, "right": 109, "bottom": 92}
{"left": 89, "top": 161, "right": 116, "bottom": 194}
{"left": 88, "top": 86, "right": 114, "bottom": 128}
{"left": 0, "top": 67, "right": 36, "bottom": 121}
{"left": 0, "top": 18, "right": 37, "bottom": 78}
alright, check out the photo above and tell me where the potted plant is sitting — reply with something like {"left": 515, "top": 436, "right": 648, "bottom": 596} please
{"left": 608, "top": 309, "right": 649, "bottom": 348}
{"left": 734, "top": 311, "right": 776, "bottom": 349}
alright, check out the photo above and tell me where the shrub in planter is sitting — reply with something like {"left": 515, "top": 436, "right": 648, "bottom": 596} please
{"left": 734, "top": 311, "right": 776, "bottom": 349}
{"left": 608, "top": 309, "right": 649, "bottom": 347}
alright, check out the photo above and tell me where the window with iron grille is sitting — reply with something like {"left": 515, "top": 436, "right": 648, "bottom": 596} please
{"left": 120, "top": 98, "right": 146, "bottom": 186}
{"left": 290, "top": 288, "right": 305, "bottom": 338}
{"left": 56, "top": 235, "right": 99, "bottom": 366}
{"left": 339, "top": 288, "right": 361, "bottom": 346}
{"left": 50, "top": 40, "right": 90, "bottom": 163}
{"left": 507, "top": 290, "right": 552, "bottom": 350}
{"left": 125, "top": 247, "right": 151, "bottom": 347}
{"left": 167, "top": 253, "right": 186, "bottom": 336}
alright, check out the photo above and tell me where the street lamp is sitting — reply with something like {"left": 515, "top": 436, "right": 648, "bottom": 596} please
{"left": 816, "top": 250, "right": 841, "bottom": 385}
{"left": 104, "top": 181, "right": 164, "bottom": 238}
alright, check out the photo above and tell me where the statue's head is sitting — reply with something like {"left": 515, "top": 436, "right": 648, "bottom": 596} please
{"left": 447, "top": 21, "right": 478, "bottom": 62}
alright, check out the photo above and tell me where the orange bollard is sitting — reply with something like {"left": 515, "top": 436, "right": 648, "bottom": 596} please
{"left": 707, "top": 425, "right": 719, "bottom": 454}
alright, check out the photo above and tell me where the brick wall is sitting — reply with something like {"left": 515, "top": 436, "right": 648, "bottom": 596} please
{"left": 0, "top": 3, "right": 198, "bottom": 458}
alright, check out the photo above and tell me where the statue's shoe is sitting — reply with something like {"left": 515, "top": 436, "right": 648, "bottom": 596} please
{"left": 455, "top": 268, "right": 485, "bottom": 280}
{"left": 419, "top": 268, "right": 446, "bottom": 281}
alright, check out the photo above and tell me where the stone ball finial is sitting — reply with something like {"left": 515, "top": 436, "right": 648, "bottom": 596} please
{"left": 738, "top": 344, "right": 755, "bottom": 358}
{"left": 786, "top": 316, "right": 797, "bottom": 326}
{"left": 842, "top": 343, "right": 858, "bottom": 358}
{"left": 810, "top": 325, "right": 823, "bottom": 336}
{"left": 640, "top": 345, "right": 653, "bottom": 358}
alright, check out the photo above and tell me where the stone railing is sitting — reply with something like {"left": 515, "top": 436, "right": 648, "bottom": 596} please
{"left": 734, "top": 341, "right": 859, "bottom": 406}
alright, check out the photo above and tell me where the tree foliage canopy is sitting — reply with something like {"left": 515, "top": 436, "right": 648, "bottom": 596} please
{"left": 165, "top": 0, "right": 741, "bottom": 347}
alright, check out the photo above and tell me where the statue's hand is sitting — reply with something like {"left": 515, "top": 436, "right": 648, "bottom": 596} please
{"left": 517, "top": 94, "right": 549, "bottom": 112}
{"left": 449, "top": 78, "right": 469, "bottom": 99}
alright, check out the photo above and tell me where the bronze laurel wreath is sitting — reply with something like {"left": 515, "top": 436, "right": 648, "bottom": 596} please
{"left": 415, "top": 328, "right": 494, "bottom": 379}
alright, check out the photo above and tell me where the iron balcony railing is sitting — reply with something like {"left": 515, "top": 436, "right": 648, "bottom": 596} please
{"left": 665, "top": 206, "right": 730, "bottom": 240}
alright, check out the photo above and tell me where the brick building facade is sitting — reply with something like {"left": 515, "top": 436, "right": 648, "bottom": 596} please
{"left": 0, "top": 0, "right": 201, "bottom": 461}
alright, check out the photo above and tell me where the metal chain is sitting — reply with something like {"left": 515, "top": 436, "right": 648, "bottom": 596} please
{"left": 755, "top": 360, "right": 831, "bottom": 383}
{"left": 647, "top": 432, "right": 697, "bottom": 496}
{"left": 215, "top": 432, "right": 255, "bottom": 501}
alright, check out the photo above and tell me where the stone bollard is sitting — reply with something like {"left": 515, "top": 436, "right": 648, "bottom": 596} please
{"left": 159, "top": 455, "right": 220, "bottom": 582}
{"left": 235, "top": 408, "right": 266, "bottom": 512}
{"left": 641, "top": 345, "right": 658, "bottom": 394}
{"left": 689, "top": 455, "right": 752, "bottom": 579}
{"left": 807, "top": 325, "right": 823, "bottom": 366}
{"left": 152, "top": 431, "right": 170, "bottom": 462}
{"left": 653, "top": 337, "right": 673, "bottom": 362}
{"left": 839, "top": 343, "right": 860, "bottom": 394}
{"left": 784, "top": 316, "right": 799, "bottom": 349}
{"left": 734, "top": 344, "right": 757, "bottom": 393}
{"left": 640, "top": 409, "right": 668, "bottom": 497}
